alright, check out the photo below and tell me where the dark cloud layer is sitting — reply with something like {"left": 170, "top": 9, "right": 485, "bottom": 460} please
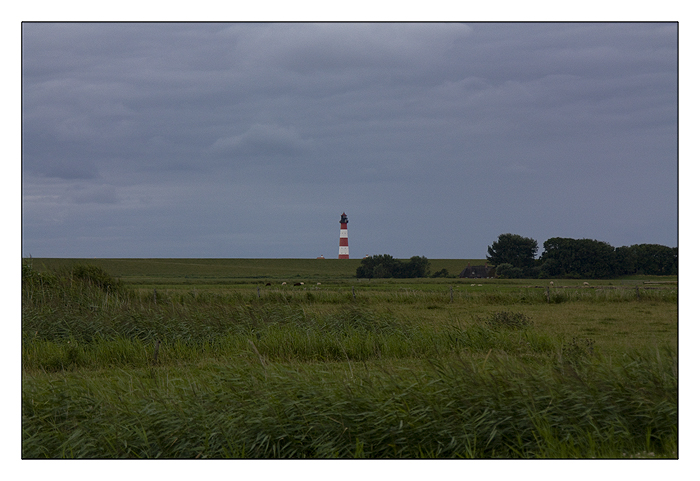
{"left": 22, "top": 22, "right": 677, "bottom": 258}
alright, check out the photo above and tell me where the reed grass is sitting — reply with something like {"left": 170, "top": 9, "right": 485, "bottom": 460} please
{"left": 22, "top": 348, "right": 677, "bottom": 458}
{"left": 22, "top": 261, "right": 678, "bottom": 458}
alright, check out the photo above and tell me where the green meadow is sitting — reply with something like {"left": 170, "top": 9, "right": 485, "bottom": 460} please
{"left": 25, "top": 258, "right": 484, "bottom": 284}
{"left": 22, "top": 258, "right": 677, "bottom": 458}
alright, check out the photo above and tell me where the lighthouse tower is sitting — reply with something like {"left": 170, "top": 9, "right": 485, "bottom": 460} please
{"left": 338, "top": 212, "right": 349, "bottom": 259}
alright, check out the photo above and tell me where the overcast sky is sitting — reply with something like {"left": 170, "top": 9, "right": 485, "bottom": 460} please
{"left": 21, "top": 22, "right": 678, "bottom": 259}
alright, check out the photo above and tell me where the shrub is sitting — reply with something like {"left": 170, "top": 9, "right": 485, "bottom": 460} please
{"left": 356, "top": 255, "right": 431, "bottom": 279}
{"left": 431, "top": 268, "right": 449, "bottom": 278}
{"left": 71, "top": 264, "right": 124, "bottom": 293}
{"left": 496, "top": 263, "right": 524, "bottom": 279}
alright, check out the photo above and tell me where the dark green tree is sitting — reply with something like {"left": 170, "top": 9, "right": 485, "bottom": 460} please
{"left": 487, "top": 234, "right": 538, "bottom": 269}
{"left": 356, "top": 254, "right": 397, "bottom": 279}
{"left": 401, "top": 256, "right": 431, "bottom": 278}
{"left": 614, "top": 245, "right": 637, "bottom": 276}
{"left": 495, "top": 263, "right": 524, "bottom": 279}
{"left": 626, "top": 244, "right": 678, "bottom": 275}
{"left": 540, "top": 237, "right": 616, "bottom": 278}
{"left": 356, "top": 255, "right": 431, "bottom": 279}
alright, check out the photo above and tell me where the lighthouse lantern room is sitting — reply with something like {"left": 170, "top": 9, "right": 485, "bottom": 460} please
{"left": 338, "top": 213, "right": 349, "bottom": 259}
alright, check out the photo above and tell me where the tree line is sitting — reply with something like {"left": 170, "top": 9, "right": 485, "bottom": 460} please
{"left": 356, "top": 255, "right": 432, "bottom": 279}
{"left": 354, "top": 234, "right": 676, "bottom": 280}
{"left": 488, "top": 233, "right": 677, "bottom": 279}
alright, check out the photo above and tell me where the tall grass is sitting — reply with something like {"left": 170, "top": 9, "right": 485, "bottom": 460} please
{"left": 22, "top": 348, "right": 677, "bottom": 458}
{"left": 22, "top": 306, "right": 561, "bottom": 371}
{"left": 22, "top": 262, "right": 678, "bottom": 458}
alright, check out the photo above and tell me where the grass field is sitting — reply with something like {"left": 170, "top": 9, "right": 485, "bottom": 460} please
{"left": 22, "top": 258, "right": 678, "bottom": 459}
{"left": 26, "top": 257, "right": 487, "bottom": 284}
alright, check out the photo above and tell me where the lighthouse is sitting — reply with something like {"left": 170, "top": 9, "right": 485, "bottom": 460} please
{"left": 338, "top": 212, "right": 349, "bottom": 259}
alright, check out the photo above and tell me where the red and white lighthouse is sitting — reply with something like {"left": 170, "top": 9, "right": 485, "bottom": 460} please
{"left": 338, "top": 212, "right": 349, "bottom": 259}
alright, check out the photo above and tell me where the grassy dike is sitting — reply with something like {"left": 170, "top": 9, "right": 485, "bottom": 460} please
{"left": 21, "top": 260, "right": 678, "bottom": 458}
{"left": 26, "top": 257, "right": 486, "bottom": 284}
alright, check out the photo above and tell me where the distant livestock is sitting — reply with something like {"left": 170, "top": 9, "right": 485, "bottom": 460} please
{"left": 583, "top": 282, "right": 590, "bottom": 286}
{"left": 265, "top": 282, "right": 271, "bottom": 286}
{"left": 550, "top": 281, "right": 554, "bottom": 286}
{"left": 281, "top": 282, "right": 287, "bottom": 285}
{"left": 294, "top": 282, "right": 303, "bottom": 286}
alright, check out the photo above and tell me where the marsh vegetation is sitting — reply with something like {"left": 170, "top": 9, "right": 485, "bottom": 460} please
{"left": 22, "top": 259, "right": 677, "bottom": 458}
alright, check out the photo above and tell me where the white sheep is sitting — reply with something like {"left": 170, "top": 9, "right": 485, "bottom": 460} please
{"left": 583, "top": 282, "right": 589, "bottom": 286}
{"left": 282, "top": 282, "right": 287, "bottom": 285}
{"left": 550, "top": 281, "right": 554, "bottom": 286}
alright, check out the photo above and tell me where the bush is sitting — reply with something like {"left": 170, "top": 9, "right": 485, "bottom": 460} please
{"left": 496, "top": 263, "right": 524, "bottom": 279}
{"left": 356, "top": 255, "right": 430, "bottom": 279}
{"left": 431, "top": 268, "right": 449, "bottom": 278}
{"left": 71, "top": 264, "right": 124, "bottom": 293}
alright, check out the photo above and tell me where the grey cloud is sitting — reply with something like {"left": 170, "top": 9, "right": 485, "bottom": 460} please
{"left": 208, "top": 123, "right": 314, "bottom": 158}
{"left": 70, "top": 184, "right": 119, "bottom": 204}
{"left": 23, "top": 179, "right": 119, "bottom": 206}
{"left": 21, "top": 23, "right": 678, "bottom": 258}
{"left": 224, "top": 23, "right": 473, "bottom": 74}
{"left": 23, "top": 153, "right": 99, "bottom": 180}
